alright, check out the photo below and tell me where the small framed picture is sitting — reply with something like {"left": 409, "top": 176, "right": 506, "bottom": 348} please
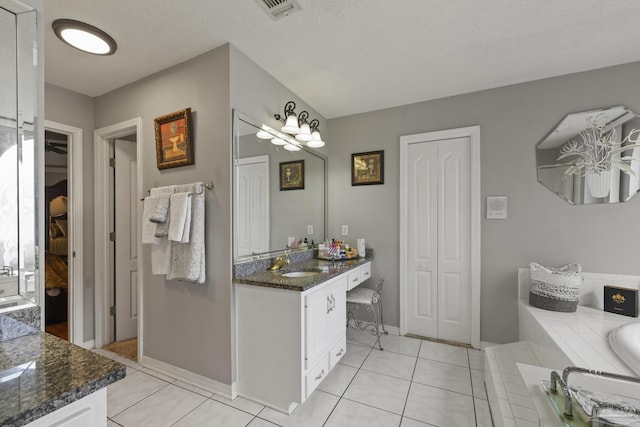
{"left": 154, "top": 108, "right": 194, "bottom": 170}
{"left": 352, "top": 150, "right": 384, "bottom": 186}
{"left": 280, "top": 160, "right": 305, "bottom": 191}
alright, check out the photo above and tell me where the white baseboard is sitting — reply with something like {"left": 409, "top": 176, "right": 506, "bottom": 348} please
{"left": 140, "top": 355, "right": 235, "bottom": 399}
{"left": 82, "top": 340, "right": 95, "bottom": 349}
{"left": 383, "top": 324, "right": 400, "bottom": 335}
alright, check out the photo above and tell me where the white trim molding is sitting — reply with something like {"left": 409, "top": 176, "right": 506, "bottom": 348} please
{"left": 399, "top": 125, "right": 481, "bottom": 349}
{"left": 140, "top": 355, "right": 237, "bottom": 399}
{"left": 94, "top": 118, "right": 143, "bottom": 356}
{"left": 44, "top": 120, "right": 84, "bottom": 346}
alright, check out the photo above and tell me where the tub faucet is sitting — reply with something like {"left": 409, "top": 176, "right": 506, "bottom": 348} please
{"left": 269, "top": 256, "right": 290, "bottom": 271}
{"left": 1, "top": 266, "right": 12, "bottom": 276}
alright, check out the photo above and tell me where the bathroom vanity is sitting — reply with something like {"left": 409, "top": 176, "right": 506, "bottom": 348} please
{"left": 235, "top": 257, "right": 372, "bottom": 414}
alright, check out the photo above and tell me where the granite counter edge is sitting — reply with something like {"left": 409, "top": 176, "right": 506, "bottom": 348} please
{"left": 4, "top": 365, "right": 126, "bottom": 427}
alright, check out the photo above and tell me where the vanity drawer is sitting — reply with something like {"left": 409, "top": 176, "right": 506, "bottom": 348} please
{"left": 305, "top": 355, "right": 329, "bottom": 398}
{"left": 360, "top": 263, "right": 371, "bottom": 283}
{"left": 329, "top": 336, "right": 347, "bottom": 369}
{"left": 0, "top": 278, "right": 18, "bottom": 297}
{"left": 347, "top": 269, "right": 361, "bottom": 291}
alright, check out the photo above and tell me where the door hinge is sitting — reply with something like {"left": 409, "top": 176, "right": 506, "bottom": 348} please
{"left": 110, "top": 306, "right": 115, "bottom": 316}
{"left": 72, "top": 250, "right": 76, "bottom": 258}
{"left": 109, "top": 157, "right": 115, "bottom": 168}
{"left": 109, "top": 232, "right": 116, "bottom": 242}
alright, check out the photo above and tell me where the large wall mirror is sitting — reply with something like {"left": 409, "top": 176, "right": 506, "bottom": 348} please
{"left": 0, "top": 1, "right": 39, "bottom": 307}
{"left": 536, "top": 106, "right": 640, "bottom": 205}
{"left": 233, "top": 110, "right": 327, "bottom": 262}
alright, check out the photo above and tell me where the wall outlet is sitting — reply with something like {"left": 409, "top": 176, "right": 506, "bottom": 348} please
{"left": 307, "top": 225, "right": 313, "bottom": 235}
{"left": 341, "top": 225, "right": 348, "bottom": 236}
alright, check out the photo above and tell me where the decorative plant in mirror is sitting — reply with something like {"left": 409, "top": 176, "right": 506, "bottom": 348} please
{"left": 557, "top": 115, "right": 640, "bottom": 198}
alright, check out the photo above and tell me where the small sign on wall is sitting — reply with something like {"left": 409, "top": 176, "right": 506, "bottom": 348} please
{"left": 486, "top": 196, "right": 507, "bottom": 219}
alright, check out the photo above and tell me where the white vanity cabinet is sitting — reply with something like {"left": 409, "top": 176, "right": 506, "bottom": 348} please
{"left": 236, "top": 272, "right": 350, "bottom": 414}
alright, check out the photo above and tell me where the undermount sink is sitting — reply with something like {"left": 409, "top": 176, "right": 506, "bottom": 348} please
{"left": 609, "top": 323, "right": 640, "bottom": 376}
{"left": 280, "top": 269, "right": 322, "bottom": 278}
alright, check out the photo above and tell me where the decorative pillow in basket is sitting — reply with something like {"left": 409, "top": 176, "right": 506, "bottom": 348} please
{"left": 529, "top": 262, "right": 582, "bottom": 312}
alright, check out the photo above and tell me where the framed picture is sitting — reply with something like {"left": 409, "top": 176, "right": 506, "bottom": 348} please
{"left": 279, "top": 160, "right": 305, "bottom": 191}
{"left": 154, "top": 108, "right": 193, "bottom": 170}
{"left": 352, "top": 150, "right": 384, "bottom": 186}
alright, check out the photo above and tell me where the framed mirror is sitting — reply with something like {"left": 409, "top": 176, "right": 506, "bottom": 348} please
{"left": 0, "top": 2, "right": 38, "bottom": 308}
{"left": 233, "top": 110, "right": 327, "bottom": 262}
{"left": 536, "top": 106, "right": 640, "bottom": 205}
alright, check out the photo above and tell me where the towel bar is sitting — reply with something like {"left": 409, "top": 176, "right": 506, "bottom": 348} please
{"left": 141, "top": 181, "right": 213, "bottom": 201}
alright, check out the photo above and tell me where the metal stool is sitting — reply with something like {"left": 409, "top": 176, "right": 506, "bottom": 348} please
{"left": 346, "top": 278, "right": 388, "bottom": 350}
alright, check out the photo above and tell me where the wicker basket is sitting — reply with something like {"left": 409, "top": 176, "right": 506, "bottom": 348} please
{"left": 529, "top": 262, "right": 582, "bottom": 312}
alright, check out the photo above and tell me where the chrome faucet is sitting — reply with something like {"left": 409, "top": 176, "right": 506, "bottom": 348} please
{"left": 268, "top": 256, "right": 290, "bottom": 271}
{"left": 1, "top": 266, "right": 13, "bottom": 276}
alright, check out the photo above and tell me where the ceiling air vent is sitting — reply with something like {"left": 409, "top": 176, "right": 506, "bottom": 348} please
{"left": 255, "top": 0, "right": 301, "bottom": 20}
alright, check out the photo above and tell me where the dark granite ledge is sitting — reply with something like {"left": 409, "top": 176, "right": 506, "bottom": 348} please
{"left": 234, "top": 256, "right": 373, "bottom": 291}
{"left": 0, "top": 333, "right": 125, "bottom": 427}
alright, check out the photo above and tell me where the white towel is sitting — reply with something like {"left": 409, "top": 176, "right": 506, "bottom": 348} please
{"left": 167, "top": 183, "right": 205, "bottom": 284}
{"left": 148, "top": 195, "right": 170, "bottom": 223}
{"left": 168, "top": 193, "right": 192, "bottom": 243}
{"left": 142, "top": 197, "right": 160, "bottom": 245}
{"left": 147, "top": 185, "right": 175, "bottom": 274}
{"left": 150, "top": 186, "right": 175, "bottom": 237}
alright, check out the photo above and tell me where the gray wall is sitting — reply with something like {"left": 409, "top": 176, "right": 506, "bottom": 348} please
{"left": 94, "top": 45, "right": 232, "bottom": 384}
{"left": 327, "top": 61, "right": 640, "bottom": 344}
{"left": 44, "top": 83, "right": 95, "bottom": 341}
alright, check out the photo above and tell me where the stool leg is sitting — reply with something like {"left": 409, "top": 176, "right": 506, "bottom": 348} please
{"left": 370, "top": 302, "right": 383, "bottom": 351}
{"left": 377, "top": 298, "right": 388, "bottom": 335}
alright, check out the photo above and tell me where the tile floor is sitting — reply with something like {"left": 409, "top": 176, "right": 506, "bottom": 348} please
{"left": 97, "top": 329, "right": 493, "bottom": 426}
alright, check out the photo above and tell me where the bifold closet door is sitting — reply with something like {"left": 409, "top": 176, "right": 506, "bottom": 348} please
{"left": 406, "top": 137, "right": 471, "bottom": 344}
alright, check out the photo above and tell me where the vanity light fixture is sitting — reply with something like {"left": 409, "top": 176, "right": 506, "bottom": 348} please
{"left": 256, "top": 129, "right": 273, "bottom": 139}
{"left": 306, "top": 120, "right": 325, "bottom": 148}
{"left": 52, "top": 19, "right": 117, "bottom": 56}
{"left": 283, "top": 142, "right": 301, "bottom": 151}
{"left": 271, "top": 137, "right": 287, "bottom": 145}
{"left": 274, "top": 100, "right": 326, "bottom": 148}
{"left": 277, "top": 101, "right": 301, "bottom": 134}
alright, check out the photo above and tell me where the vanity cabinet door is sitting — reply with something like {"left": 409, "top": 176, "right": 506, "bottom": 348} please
{"left": 305, "top": 285, "right": 330, "bottom": 370}
{"left": 304, "top": 276, "right": 347, "bottom": 370}
{"left": 326, "top": 276, "right": 347, "bottom": 345}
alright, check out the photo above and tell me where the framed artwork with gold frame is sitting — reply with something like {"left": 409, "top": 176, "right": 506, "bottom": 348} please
{"left": 154, "top": 108, "right": 193, "bottom": 170}
{"left": 351, "top": 150, "right": 384, "bottom": 185}
{"left": 279, "top": 160, "right": 305, "bottom": 190}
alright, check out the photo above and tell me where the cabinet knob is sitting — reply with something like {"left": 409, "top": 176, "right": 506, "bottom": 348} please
{"left": 315, "top": 369, "right": 325, "bottom": 381}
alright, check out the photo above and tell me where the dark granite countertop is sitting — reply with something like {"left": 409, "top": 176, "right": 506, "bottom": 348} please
{"left": 234, "top": 257, "right": 372, "bottom": 291}
{"left": 0, "top": 331, "right": 126, "bottom": 427}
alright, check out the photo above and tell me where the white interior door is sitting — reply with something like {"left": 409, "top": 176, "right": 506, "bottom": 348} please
{"left": 114, "top": 139, "right": 138, "bottom": 342}
{"left": 237, "top": 155, "right": 269, "bottom": 257}
{"left": 405, "top": 137, "right": 471, "bottom": 344}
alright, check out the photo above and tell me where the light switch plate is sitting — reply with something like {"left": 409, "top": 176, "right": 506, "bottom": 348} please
{"left": 341, "top": 225, "right": 348, "bottom": 236}
{"left": 307, "top": 225, "right": 313, "bottom": 235}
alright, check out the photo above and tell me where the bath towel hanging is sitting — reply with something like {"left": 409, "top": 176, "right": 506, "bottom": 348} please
{"left": 167, "top": 182, "right": 206, "bottom": 284}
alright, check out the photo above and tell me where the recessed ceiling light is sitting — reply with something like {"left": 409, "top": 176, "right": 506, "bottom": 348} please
{"left": 52, "top": 19, "right": 117, "bottom": 56}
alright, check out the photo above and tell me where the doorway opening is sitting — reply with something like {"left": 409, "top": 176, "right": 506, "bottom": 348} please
{"left": 43, "top": 121, "right": 84, "bottom": 346}
{"left": 94, "top": 118, "right": 144, "bottom": 362}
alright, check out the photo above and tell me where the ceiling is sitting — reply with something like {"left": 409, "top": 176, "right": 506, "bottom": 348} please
{"left": 42, "top": 0, "right": 640, "bottom": 119}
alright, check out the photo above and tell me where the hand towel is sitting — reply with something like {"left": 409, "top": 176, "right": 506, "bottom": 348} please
{"left": 167, "top": 183, "right": 205, "bottom": 284}
{"left": 148, "top": 185, "right": 175, "bottom": 274}
{"left": 142, "top": 197, "right": 160, "bottom": 245}
{"left": 150, "top": 186, "right": 175, "bottom": 237}
{"left": 149, "top": 194, "right": 170, "bottom": 223}
{"left": 168, "top": 193, "right": 192, "bottom": 243}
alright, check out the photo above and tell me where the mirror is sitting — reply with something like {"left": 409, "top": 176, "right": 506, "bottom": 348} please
{"left": 233, "top": 111, "right": 326, "bottom": 262}
{"left": 0, "top": 1, "right": 38, "bottom": 307}
{"left": 536, "top": 106, "right": 640, "bottom": 205}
